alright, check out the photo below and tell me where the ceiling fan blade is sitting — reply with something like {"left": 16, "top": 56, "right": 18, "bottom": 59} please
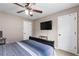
{"left": 25, "top": 3, "right": 30, "bottom": 7}
{"left": 13, "top": 3, "right": 24, "bottom": 8}
{"left": 33, "top": 9, "right": 43, "bottom": 13}
{"left": 17, "top": 10, "right": 25, "bottom": 13}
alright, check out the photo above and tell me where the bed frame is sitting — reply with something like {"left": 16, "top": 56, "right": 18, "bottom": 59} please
{"left": 29, "top": 36, "right": 54, "bottom": 48}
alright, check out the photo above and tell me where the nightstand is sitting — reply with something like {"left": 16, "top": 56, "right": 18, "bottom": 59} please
{"left": 0, "top": 37, "right": 6, "bottom": 45}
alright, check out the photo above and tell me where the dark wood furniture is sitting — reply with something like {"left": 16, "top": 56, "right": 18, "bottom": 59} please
{"left": 0, "top": 37, "right": 6, "bottom": 45}
{"left": 0, "top": 31, "right": 2, "bottom": 37}
{"left": 0, "top": 31, "right": 6, "bottom": 45}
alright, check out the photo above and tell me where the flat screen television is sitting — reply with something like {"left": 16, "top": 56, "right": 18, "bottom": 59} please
{"left": 40, "top": 21, "right": 52, "bottom": 30}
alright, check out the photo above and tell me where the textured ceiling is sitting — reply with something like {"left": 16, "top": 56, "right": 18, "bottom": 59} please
{"left": 0, "top": 3, "right": 79, "bottom": 20}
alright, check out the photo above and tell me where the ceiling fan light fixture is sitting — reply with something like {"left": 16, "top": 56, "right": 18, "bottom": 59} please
{"left": 30, "top": 11, "right": 33, "bottom": 16}
{"left": 25, "top": 10, "right": 29, "bottom": 15}
{"left": 30, "top": 11, "right": 33, "bottom": 15}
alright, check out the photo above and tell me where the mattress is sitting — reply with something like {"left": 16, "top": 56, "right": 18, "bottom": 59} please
{"left": 0, "top": 40, "right": 54, "bottom": 56}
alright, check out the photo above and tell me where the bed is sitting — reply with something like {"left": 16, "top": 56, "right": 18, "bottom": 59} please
{"left": 0, "top": 37, "right": 54, "bottom": 56}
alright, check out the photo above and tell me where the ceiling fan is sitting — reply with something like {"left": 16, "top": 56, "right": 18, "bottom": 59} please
{"left": 13, "top": 3, "right": 43, "bottom": 16}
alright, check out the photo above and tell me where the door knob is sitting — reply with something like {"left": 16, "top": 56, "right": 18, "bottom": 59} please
{"left": 59, "top": 34, "right": 61, "bottom": 36}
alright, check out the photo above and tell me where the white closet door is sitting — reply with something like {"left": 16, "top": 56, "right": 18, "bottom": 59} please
{"left": 58, "top": 13, "right": 77, "bottom": 54}
{"left": 23, "top": 21, "right": 32, "bottom": 40}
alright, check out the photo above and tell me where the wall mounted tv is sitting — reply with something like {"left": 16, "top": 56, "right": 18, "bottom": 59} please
{"left": 40, "top": 20, "right": 52, "bottom": 30}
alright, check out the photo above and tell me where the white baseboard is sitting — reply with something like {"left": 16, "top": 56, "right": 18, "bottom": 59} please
{"left": 75, "top": 53, "right": 79, "bottom": 56}
{"left": 55, "top": 47, "right": 78, "bottom": 56}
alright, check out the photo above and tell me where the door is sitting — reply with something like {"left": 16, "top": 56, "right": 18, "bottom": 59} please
{"left": 58, "top": 13, "right": 77, "bottom": 54}
{"left": 23, "top": 21, "right": 32, "bottom": 40}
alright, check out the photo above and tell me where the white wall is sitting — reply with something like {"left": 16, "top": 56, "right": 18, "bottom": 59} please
{"left": 32, "top": 17, "right": 57, "bottom": 41}
{"left": 0, "top": 12, "right": 30, "bottom": 43}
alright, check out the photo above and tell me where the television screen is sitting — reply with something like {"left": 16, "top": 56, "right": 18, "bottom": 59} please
{"left": 40, "top": 21, "right": 52, "bottom": 30}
